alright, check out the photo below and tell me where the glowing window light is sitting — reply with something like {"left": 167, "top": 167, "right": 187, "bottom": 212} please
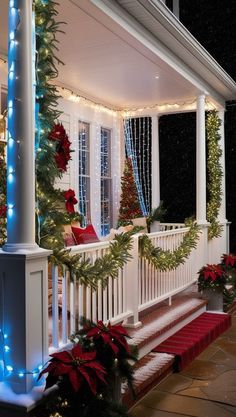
{"left": 9, "top": 0, "right": 15, "bottom": 7}
{"left": 6, "top": 365, "right": 13, "bottom": 372}
{"left": 4, "top": 346, "right": 10, "bottom": 353}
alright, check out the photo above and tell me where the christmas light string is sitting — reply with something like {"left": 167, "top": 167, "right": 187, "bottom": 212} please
{"left": 0, "top": 329, "right": 43, "bottom": 380}
{"left": 124, "top": 118, "right": 148, "bottom": 216}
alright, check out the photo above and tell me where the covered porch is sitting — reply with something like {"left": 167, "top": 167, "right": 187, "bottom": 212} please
{"left": 0, "top": 0, "right": 236, "bottom": 415}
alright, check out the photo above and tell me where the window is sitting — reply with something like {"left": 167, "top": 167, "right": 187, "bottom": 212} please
{"left": 101, "top": 127, "right": 112, "bottom": 236}
{"left": 78, "top": 121, "right": 90, "bottom": 224}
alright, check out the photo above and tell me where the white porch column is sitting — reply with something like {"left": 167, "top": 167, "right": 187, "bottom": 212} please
{"left": 151, "top": 115, "right": 160, "bottom": 209}
{"left": 196, "top": 94, "right": 207, "bottom": 224}
{"left": 3, "top": 0, "right": 37, "bottom": 252}
{"left": 0, "top": 1, "right": 51, "bottom": 402}
{"left": 196, "top": 94, "right": 208, "bottom": 265}
{"left": 218, "top": 109, "right": 227, "bottom": 222}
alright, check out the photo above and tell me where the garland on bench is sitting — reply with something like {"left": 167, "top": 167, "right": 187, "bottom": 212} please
{"left": 139, "top": 219, "right": 200, "bottom": 271}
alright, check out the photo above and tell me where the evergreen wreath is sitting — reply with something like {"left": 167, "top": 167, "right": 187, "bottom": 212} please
{"left": 206, "top": 111, "right": 223, "bottom": 240}
{"left": 139, "top": 219, "right": 200, "bottom": 271}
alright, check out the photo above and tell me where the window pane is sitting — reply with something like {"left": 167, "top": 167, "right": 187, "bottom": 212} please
{"left": 78, "top": 121, "right": 90, "bottom": 224}
{"left": 101, "top": 128, "right": 112, "bottom": 236}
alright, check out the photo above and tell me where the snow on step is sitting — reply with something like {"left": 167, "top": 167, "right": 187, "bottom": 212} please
{"left": 122, "top": 352, "right": 174, "bottom": 395}
{"left": 128, "top": 298, "right": 204, "bottom": 347}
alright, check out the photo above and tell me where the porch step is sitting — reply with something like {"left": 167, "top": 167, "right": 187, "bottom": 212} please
{"left": 127, "top": 296, "right": 207, "bottom": 359}
{"left": 153, "top": 312, "right": 231, "bottom": 370}
{"left": 122, "top": 352, "right": 174, "bottom": 408}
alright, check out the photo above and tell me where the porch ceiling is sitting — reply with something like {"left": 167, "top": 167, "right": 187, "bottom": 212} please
{"left": 0, "top": 0, "right": 235, "bottom": 110}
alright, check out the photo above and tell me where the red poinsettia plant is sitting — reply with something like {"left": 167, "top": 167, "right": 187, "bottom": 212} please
{"left": 84, "top": 320, "right": 131, "bottom": 356}
{"left": 39, "top": 343, "right": 106, "bottom": 395}
{"left": 49, "top": 123, "right": 72, "bottom": 172}
{"left": 221, "top": 253, "right": 236, "bottom": 269}
{"left": 197, "top": 263, "right": 228, "bottom": 291}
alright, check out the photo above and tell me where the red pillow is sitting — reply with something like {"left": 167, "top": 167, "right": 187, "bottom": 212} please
{"left": 63, "top": 232, "right": 77, "bottom": 247}
{"left": 72, "top": 224, "right": 100, "bottom": 245}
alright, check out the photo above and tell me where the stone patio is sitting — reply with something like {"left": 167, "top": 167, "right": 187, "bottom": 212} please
{"left": 130, "top": 309, "right": 236, "bottom": 417}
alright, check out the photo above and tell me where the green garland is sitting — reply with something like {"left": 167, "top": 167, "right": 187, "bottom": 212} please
{"left": 139, "top": 219, "right": 200, "bottom": 271}
{"left": 206, "top": 111, "right": 223, "bottom": 240}
{"left": 35, "top": 1, "right": 134, "bottom": 286}
{"left": 50, "top": 231, "right": 134, "bottom": 289}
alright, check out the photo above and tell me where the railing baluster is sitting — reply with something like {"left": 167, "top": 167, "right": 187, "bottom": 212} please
{"left": 52, "top": 264, "right": 59, "bottom": 348}
{"left": 62, "top": 267, "right": 68, "bottom": 345}
{"left": 70, "top": 274, "right": 75, "bottom": 335}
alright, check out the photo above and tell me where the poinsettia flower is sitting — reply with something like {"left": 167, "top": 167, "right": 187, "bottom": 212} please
{"left": 64, "top": 189, "right": 78, "bottom": 213}
{"left": 202, "top": 264, "right": 224, "bottom": 281}
{"left": 85, "top": 321, "right": 130, "bottom": 354}
{"left": 49, "top": 123, "right": 67, "bottom": 141}
{"left": 222, "top": 253, "right": 236, "bottom": 267}
{"left": 39, "top": 344, "right": 106, "bottom": 394}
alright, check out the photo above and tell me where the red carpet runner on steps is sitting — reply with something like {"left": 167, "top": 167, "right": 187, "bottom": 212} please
{"left": 153, "top": 312, "right": 231, "bottom": 371}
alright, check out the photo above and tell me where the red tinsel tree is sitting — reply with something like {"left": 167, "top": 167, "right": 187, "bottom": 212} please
{"left": 118, "top": 158, "right": 142, "bottom": 226}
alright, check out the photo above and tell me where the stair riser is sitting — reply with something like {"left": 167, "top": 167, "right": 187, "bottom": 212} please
{"left": 137, "top": 305, "right": 206, "bottom": 359}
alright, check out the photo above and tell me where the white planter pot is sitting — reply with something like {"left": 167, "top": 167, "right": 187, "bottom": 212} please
{"left": 150, "top": 221, "right": 161, "bottom": 232}
{"left": 202, "top": 289, "right": 224, "bottom": 311}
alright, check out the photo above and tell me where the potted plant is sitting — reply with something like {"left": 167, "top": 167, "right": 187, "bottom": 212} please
{"left": 146, "top": 201, "right": 167, "bottom": 233}
{"left": 197, "top": 263, "right": 228, "bottom": 311}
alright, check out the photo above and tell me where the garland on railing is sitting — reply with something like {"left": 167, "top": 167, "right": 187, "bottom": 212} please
{"left": 206, "top": 111, "right": 223, "bottom": 240}
{"left": 50, "top": 230, "right": 134, "bottom": 288}
{"left": 139, "top": 219, "right": 200, "bottom": 271}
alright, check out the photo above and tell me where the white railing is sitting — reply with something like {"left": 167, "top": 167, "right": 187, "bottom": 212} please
{"left": 49, "top": 224, "right": 204, "bottom": 348}
{"left": 49, "top": 241, "right": 133, "bottom": 349}
{"left": 138, "top": 228, "right": 199, "bottom": 312}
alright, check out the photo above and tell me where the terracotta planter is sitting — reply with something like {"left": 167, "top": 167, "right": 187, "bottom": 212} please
{"left": 202, "top": 289, "right": 224, "bottom": 311}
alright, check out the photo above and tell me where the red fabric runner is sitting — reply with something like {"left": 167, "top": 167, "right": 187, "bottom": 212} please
{"left": 153, "top": 312, "right": 231, "bottom": 370}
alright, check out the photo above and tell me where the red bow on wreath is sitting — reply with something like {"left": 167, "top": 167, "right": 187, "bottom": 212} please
{"left": 64, "top": 189, "right": 78, "bottom": 213}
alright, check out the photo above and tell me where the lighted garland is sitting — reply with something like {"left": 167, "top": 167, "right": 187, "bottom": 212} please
{"left": 206, "top": 111, "right": 223, "bottom": 240}
{"left": 139, "top": 219, "right": 200, "bottom": 271}
{"left": 50, "top": 231, "right": 134, "bottom": 289}
{"left": 35, "top": 0, "right": 135, "bottom": 288}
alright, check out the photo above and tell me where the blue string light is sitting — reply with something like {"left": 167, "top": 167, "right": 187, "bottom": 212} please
{"left": 0, "top": 329, "right": 44, "bottom": 380}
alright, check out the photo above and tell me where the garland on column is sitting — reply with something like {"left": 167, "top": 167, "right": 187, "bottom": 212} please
{"left": 139, "top": 219, "right": 200, "bottom": 271}
{"left": 206, "top": 111, "right": 223, "bottom": 240}
{"left": 35, "top": 0, "right": 81, "bottom": 251}
{"left": 35, "top": 0, "right": 134, "bottom": 287}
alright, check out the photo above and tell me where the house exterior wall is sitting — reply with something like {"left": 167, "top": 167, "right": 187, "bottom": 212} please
{"left": 55, "top": 98, "right": 122, "bottom": 236}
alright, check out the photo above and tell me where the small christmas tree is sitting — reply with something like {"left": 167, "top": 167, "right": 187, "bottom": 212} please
{"left": 118, "top": 158, "right": 142, "bottom": 226}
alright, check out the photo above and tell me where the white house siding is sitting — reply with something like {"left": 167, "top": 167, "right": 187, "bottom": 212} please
{"left": 56, "top": 97, "right": 122, "bottom": 236}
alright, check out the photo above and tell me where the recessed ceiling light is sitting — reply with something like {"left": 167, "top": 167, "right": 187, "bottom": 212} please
{"left": 155, "top": 75, "right": 159, "bottom": 79}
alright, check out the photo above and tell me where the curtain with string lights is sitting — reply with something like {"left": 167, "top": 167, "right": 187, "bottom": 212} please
{"left": 124, "top": 117, "right": 152, "bottom": 216}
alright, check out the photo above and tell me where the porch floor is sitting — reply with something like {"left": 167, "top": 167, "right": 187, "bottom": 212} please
{"left": 129, "top": 306, "right": 236, "bottom": 417}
